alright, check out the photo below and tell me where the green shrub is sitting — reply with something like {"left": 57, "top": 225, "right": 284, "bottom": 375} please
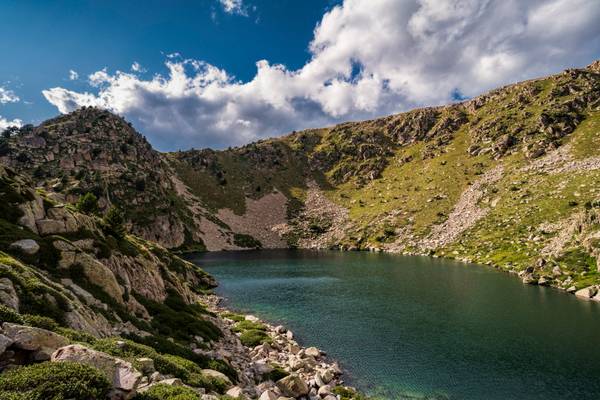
{"left": 232, "top": 320, "right": 266, "bottom": 332}
{"left": 0, "top": 361, "right": 110, "bottom": 400}
{"left": 75, "top": 192, "right": 99, "bottom": 215}
{"left": 232, "top": 233, "right": 262, "bottom": 249}
{"left": 134, "top": 384, "right": 201, "bottom": 400}
{"left": 92, "top": 338, "right": 230, "bottom": 392}
{"left": 332, "top": 386, "right": 370, "bottom": 400}
{"left": 239, "top": 329, "right": 271, "bottom": 348}
{"left": 22, "top": 314, "right": 59, "bottom": 331}
{"left": 221, "top": 312, "right": 245, "bottom": 322}
{"left": 262, "top": 364, "right": 288, "bottom": 382}
{"left": 103, "top": 206, "right": 126, "bottom": 238}
{"left": 136, "top": 291, "right": 221, "bottom": 343}
{"left": 123, "top": 334, "right": 238, "bottom": 383}
{"left": 57, "top": 327, "right": 98, "bottom": 345}
{"left": 0, "top": 304, "right": 24, "bottom": 324}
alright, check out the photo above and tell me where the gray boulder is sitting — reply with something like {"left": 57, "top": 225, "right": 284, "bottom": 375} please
{"left": 52, "top": 344, "right": 142, "bottom": 399}
{"left": 276, "top": 374, "right": 309, "bottom": 398}
{"left": 9, "top": 239, "right": 40, "bottom": 255}
{"left": 1, "top": 323, "right": 69, "bottom": 361}
{"left": 575, "top": 286, "right": 598, "bottom": 299}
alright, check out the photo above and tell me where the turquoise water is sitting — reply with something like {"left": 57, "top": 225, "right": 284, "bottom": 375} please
{"left": 188, "top": 250, "right": 600, "bottom": 399}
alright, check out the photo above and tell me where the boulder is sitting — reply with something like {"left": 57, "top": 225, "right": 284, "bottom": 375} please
{"left": 552, "top": 266, "right": 562, "bottom": 277}
{"left": 318, "top": 385, "right": 333, "bottom": 396}
{"left": 259, "top": 389, "right": 279, "bottom": 400}
{"left": 274, "top": 325, "right": 286, "bottom": 334}
{"left": 254, "top": 360, "right": 274, "bottom": 375}
{"left": 288, "top": 344, "right": 300, "bottom": 355}
{"left": 245, "top": 315, "right": 260, "bottom": 322}
{"left": 157, "top": 378, "right": 183, "bottom": 386}
{"left": 136, "top": 357, "right": 155, "bottom": 375}
{"left": 226, "top": 386, "right": 245, "bottom": 398}
{"left": 305, "top": 347, "right": 320, "bottom": 358}
{"left": 276, "top": 374, "right": 309, "bottom": 398}
{"left": 318, "top": 369, "right": 334, "bottom": 384}
{"left": 575, "top": 286, "right": 598, "bottom": 299}
{"left": 0, "top": 278, "right": 19, "bottom": 310}
{"left": 1, "top": 323, "right": 69, "bottom": 361}
{"left": 201, "top": 369, "right": 233, "bottom": 386}
{"left": 35, "top": 219, "right": 66, "bottom": 235}
{"left": 52, "top": 344, "right": 142, "bottom": 399}
{"left": 0, "top": 333, "right": 13, "bottom": 354}
{"left": 9, "top": 239, "right": 40, "bottom": 255}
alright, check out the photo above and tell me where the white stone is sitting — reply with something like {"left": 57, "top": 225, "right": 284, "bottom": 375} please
{"left": 259, "top": 389, "right": 278, "bottom": 400}
{"left": 226, "top": 386, "right": 245, "bottom": 398}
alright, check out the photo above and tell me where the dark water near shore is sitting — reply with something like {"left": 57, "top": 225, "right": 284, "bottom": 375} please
{"left": 188, "top": 250, "right": 600, "bottom": 400}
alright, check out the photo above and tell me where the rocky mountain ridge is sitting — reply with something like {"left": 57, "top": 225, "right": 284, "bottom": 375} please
{"left": 2, "top": 60, "right": 600, "bottom": 297}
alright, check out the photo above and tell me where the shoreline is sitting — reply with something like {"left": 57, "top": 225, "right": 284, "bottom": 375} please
{"left": 200, "top": 292, "right": 360, "bottom": 400}
{"left": 190, "top": 246, "right": 600, "bottom": 303}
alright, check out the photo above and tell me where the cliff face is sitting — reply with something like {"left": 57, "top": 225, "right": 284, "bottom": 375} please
{"left": 0, "top": 163, "right": 215, "bottom": 337}
{"left": 2, "top": 60, "right": 600, "bottom": 294}
{"left": 0, "top": 165, "right": 353, "bottom": 400}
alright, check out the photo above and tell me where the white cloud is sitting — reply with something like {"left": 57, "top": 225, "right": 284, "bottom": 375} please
{"left": 42, "top": 0, "right": 600, "bottom": 150}
{"left": 69, "top": 70, "right": 79, "bottom": 80}
{"left": 131, "top": 62, "right": 146, "bottom": 73}
{"left": 0, "top": 87, "right": 19, "bottom": 104}
{"left": 0, "top": 115, "right": 22, "bottom": 130}
{"left": 219, "top": 0, "right": 248, "bottom": 16}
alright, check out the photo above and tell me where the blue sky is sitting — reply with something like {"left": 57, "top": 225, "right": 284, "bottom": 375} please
{"left": 1, "top": 0, "right": 599, "bottom": 150}
{"left": 0, "top": 0, "right": 338, "bottom": 125}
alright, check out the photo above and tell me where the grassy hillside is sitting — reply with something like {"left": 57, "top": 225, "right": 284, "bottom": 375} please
{"left": 2, "top": 60, "right": 599, "bottom": 293}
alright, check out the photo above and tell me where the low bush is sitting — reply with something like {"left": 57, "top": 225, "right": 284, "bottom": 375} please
{"left": 22, "top": 314, "right": 59, "bottom": 331}
{"left": 93, "top": 338, "right": 231, "bottom": 392}
{"left": 262, "top": 364, "right": 288, "bottom": 382}
{"left": 232, "top": 320, "right": 266, "bottom": 332}
{"left": 134, "top": 384, "right": 201, "bottom": 400}
{"left": 75, "top": 192, "right": 99, "bottom": 215}
{"left": 136, "top": 290, "right": 221, "bottom": 343}
{"left": 239, "top": 329, "right": 271, "bottom": 348}
{"left": 0, "top": 361, "right": 110, "bottom": 400}
{"left": 0, "top": 304, "right": 24, "bottom": 324}
{"left": 232, "top": 233, "right": 262, "bottom": 249}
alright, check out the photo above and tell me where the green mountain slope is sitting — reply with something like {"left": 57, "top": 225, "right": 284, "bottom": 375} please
{"left": 2, "top": 60, "right": 600, "bottom": 294}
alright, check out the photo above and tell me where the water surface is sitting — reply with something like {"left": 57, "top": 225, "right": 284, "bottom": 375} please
{"left": 188, "top": 250, "right": 600, "bottom": 400}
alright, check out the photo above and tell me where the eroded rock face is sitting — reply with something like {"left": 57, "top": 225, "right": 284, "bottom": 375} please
{"left": 52, "top": 344, "right": 142, "bottom": 399}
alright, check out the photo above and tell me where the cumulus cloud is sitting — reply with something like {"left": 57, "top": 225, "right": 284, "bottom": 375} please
{"left": 69, "top": 70, "right": 79, "bottom": 80}
{"left": 0, "top": 87, "right": 19, "bottom": 104}
{"left": 42, "top": 0, "right": 600, "bottom": 150}
{"left": 219, "top": 0, "right": 248, "bottom": 16}
{"left": 0, "top": 116, "right": 22, "bottom": 130}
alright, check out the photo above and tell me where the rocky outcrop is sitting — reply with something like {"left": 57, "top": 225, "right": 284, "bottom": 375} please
{"left": 0, "top": 323, "right": 69, "bottom": 363}
{"left": 52, "top": 344, "right": 142, "bottom": 400}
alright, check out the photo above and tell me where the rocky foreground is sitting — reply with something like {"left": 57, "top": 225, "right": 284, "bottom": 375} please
{"left": 0, "top": 163, "right": 363, "bottom": 399}
{"left": 0, "top": 303, "right": 355, "bottom": 400}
